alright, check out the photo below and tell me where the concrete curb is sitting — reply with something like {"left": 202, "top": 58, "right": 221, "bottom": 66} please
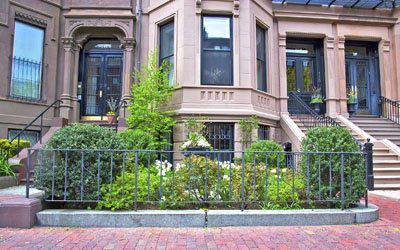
{"left": 36, "top": 203, "right": 378, "bottom": 228}
{"left": 36, "top": 210, "right": 205, "bottom": 228}
{"left": 207, "top": 203, "right": 379, "bottom": 227}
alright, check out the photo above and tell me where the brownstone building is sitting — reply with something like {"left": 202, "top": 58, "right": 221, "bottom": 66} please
{"left": 1, "top": 0, "right": 400, "bottom": 188}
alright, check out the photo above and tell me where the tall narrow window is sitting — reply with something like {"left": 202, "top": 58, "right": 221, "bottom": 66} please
{"left": 201, "top": 16, "right": 233, "bottom": 85}
{"left": 159, "top": 21, "right": 174, "bottom": 85}
{"left": 10, "top": 21, "right": 44, "bottom": 100}
{"left": 256, "top": 25, "right": 267, "bottom": 92}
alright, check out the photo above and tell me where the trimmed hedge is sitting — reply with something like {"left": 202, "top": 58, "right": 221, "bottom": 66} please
{"left": 0, "top": 139, "right": 30, "bottom": 157}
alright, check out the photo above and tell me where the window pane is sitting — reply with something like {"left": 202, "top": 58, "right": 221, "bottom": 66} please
{"left": 160, "top": 22, "right": 174, "bottom": 58}
{"left": 85, "top": 40, "right": 121, "bottom": 50}
{"left": 161, "top": 56, "right": 174, "bottom": 85}
{"left": 345, "top": 45, "right": 367, "bottom": 57}
{"left": 257, "top": 60, "right": 265, "bottom": 91}
{"left": 256, "top": 26, "right": 266, "bottom": 91}
{"left": 203, "top": 17, "right": 231, "bottom": 50}
{"left": 202, "top": 51, "right": 232, "bottom": 85}
{"left": 11, "top": 21, "right": 44, "bottom": 99}
{"left": 256, "top": 26, "right": 265, "bottom": 60}
{"left": 286, "top": 42, "right": 314, "bottom": 55}
{"left": 302, "top": 59, "right": 313, "bottom": 92}
{"left": 258, "top": 125, "right": 269, "bottom": 141}
{"left": 286, "top": 60, "right": 296, "bottom": 92}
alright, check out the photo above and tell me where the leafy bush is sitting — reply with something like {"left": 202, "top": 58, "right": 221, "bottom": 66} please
{"left": 34, "top": 123, "right": 124, "bottom": 200}
{"left": 243, "top": 140, "right": 285, "bottom": 169}
{"left": 118, "top": 129, "right": 157, "bottom": 166}
{"left": 0, "top": 152, "right": 21, "bottom": 177}
{"left": 299, "top": 126, "right": 366, "bottom": 206}
{"left": 96, "top": 165, "right": 161, "bottom": 210}
{"left": 0, "top": 139, "right": 30, "bottom": 157}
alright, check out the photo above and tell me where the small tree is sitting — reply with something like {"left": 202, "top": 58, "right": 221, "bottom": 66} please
{"left": 127, "top": 50, "right": 176, "bottom": 150}
{"left": 238, "top": 116, "right": 259, "bottom": 150}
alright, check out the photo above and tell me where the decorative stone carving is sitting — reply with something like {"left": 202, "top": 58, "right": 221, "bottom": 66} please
{"left": 66, "top": 18, "right": 132, "bottom": 38}
{"left": 196, "top": 0, "right": 202, "bottom": 15}
{"left": 121, "top": 38, "right": 136, "bottom": 49}
{"left": 338, "top": 36, "right": 345, "bottom": 50}
{"left": 278, "top": 34, "right": 286, "bottom": 47}
{"left": 233, "top": 0, "right": 240, "bottom": 17}
{"left": 326, "top": 36, "right": 335, "bottom": 49}
{"left": 15, "top": 11, "right": 47, "bottom": 28}
{"left": 383, "top": 40, "right": 391, "bottom": 52}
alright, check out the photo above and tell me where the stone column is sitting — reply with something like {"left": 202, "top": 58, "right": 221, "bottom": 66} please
{"left": 59, "top": 37, "right": 76, "bottom": 120}
{"left": 70, "top": 44, "right": 81, "bottom": 123}
{"left": 380, "top": 40, "right": 393, "bottom": 99}
{"left": 278, "top": 34, "right": 288, "bottom": 114}
{"left": 324, "top": 36, "right": 338, "bottom": 117}
{"left": 121, "top": 38, "right": 136, "bottom": 118}
{"left": 337, "top": 36, "right": 348, "bottom": 116}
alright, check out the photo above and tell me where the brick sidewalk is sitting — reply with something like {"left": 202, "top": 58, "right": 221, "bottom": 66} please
{"left": 0, "top": 195, "right": 399, "bottom": 249}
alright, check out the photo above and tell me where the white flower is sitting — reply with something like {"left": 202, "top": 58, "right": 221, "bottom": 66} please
{"left": 223, "top": 175, "right": 229, "bottom": 181}
{"left": 271, "top": 169, "right": 277, "bottom": 173}
{"left": 274, "top": 175, "right": 278, "bottom": 178}
{"left": 282, "top": 168, "right": 287, "bottom": 173}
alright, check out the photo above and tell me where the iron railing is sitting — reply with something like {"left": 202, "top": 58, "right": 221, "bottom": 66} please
{"left": 9, "top": 56, "right": 48, "bottom": 101}
{"left": 288, "top": 92, "right": 363, "bottom": 149}
{"left": 9, "top": 100, "right": 63, "bottom": 157}
{"left": 108, "top": 99, "right": 128, "bottom": 131}
{"left": 27, "top": 144, "right": 374, "bottom": 211}
{"left": 379, "top": 96, "right": 400, "bottom": 125}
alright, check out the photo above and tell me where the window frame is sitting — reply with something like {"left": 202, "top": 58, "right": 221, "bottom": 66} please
{"left": 257, "top": 125, "right": 270, "bottom": 141}
{"left": 256, "top": 25, "right": 267, "bottom": 92}
{"left": 159, "top": 20, "right": 175, "bottom": 85}
{"left": 9, "top": 20, "right": 45, "bottom": 101}
{"left": 201, "top": 15, "right": 233, "bottom": 86}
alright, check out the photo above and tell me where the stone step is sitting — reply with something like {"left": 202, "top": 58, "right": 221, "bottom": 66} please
{"left": 373, "top": 153, "right": 399, "bottom": 161}
{"left": 360, "top": 127, "right": 400, "bottom": 132}
{"left": 374, "top": 183, "right": 400, "bottom": 190}
{"left": 374, "top": 175, "right": 400, "bottom": 184}
{"left": 374, "top": 167, "right": 400, "bottom": 176}
{"left": 373, "top": 160, "right": 400, "bottom": 168}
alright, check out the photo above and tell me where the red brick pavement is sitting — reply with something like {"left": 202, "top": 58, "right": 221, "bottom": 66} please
{"left": 0, "top": 195, "right": 399, "bottom": 249}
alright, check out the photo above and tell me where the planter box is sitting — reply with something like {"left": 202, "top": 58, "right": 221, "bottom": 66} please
{"left": 0, "top": 176, "right": 17, "bottom": 189}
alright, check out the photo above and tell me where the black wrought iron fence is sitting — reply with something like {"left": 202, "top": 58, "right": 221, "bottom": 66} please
{"left": 379, "top": 96, "right": 400, "bottom": 125}
{"left": 27, "top": 146, "right": 374, "bottom": 211}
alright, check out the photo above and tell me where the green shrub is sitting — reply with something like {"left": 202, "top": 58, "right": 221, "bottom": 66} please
{"left": 243, "top": 140, "right": 285, "bottom": 169}
{"left": 96, "top": 165, "right": 161, "bottom": 210}
{"left": 299, "top": 126, "right": 366, "bottom": 206}
{"left": 118, "top": 129, "right": 157, "bottom": 166}
{"left": 34, "top": 123, "right": 124, "bottom": 200}
{"left": 0, "top": 139, "right": 30, "bottom": 157}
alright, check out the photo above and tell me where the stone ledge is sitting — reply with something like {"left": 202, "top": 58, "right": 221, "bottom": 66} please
{"left": 207, "top": 203, "right": 379, "bottom": 227}
{"left": 36, "top": 210, "right": 205, "bottom": 228}
{"left": 35, "top": 203, "right": 378, "bottom": 228}
{"left": 0, "top": 198, "right": 42, "bottom": 228}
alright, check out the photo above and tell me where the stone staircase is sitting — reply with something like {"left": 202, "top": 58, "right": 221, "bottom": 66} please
{"left": 335, "top": 116, "right": 400, "bottom": 190}
{"left": 349, "top": 116, "right": 400, "bottom": 147}
{"left": 290, "top": 114, "right": 400, "bottom": 190}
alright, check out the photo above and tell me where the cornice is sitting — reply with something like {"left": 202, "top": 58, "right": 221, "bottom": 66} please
{"left": 15, "top": 10, "right": 47, "bottom": 27}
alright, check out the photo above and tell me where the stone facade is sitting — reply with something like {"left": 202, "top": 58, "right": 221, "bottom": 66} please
{"left": 1, "top": 0, "right": 400, "bottom": 152}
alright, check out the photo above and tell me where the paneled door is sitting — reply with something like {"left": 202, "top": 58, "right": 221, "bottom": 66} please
{"left": 82, "top": 53, "right": 123, "bottom": 117}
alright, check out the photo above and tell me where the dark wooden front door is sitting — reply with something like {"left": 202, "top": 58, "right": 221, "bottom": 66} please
{"left": 345, "top": 42, "right": 380, "bottom": 116}
{"left": 82, "top": 53, "right": 123, "bottom": 117}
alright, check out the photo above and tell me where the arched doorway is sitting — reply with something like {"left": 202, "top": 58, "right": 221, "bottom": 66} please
{"left": 80, "top": 39, "right": 123, "bottom": 119}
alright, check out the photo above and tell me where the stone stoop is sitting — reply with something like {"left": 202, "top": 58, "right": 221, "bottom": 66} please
{"left": 0, "top": 197, "right": 42, "bottom": 228}
{"left": 336, "top": 115, "right": 400, "bottom": 190}
{"left": 9, "top": 118, "right": 68, "bottom": 185}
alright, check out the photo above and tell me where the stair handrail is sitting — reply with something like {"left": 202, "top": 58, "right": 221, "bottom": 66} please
{"left": 379, "top": 96, "right": 400, "bottom": 125}
{"left": 9, "top": 99, "right": 63, "bottom": 157}
{"left": 288, "top": 92, "right": 363, "bottom": 149}
{"left": 108, "top": 99, "right": 128, "bottom": 131}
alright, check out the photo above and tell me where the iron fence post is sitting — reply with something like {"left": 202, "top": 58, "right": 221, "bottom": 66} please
{"left": 364, "top": 138, "right": 374, "bottom": 191}
{"left": 26, "top": 149, "right": 31, "bottom": 198}
{"left": 378, "top": 96, "right": 382, "bottom": 118}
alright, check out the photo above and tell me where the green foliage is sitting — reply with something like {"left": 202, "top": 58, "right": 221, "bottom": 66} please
{"left": 118, "top": 129, "right": 157, "bottom": 166}
{"left": 0, "top": 152, "right": 21, "bottom": 177}
{"left": 184, "top": 116, "right": 208, "bottom": 135}
{"left": 261, "top": 170, "right": 306, "bottom": 209}
{"left": 34, "top": 123, "right": 124, "bottom": 200}
{"left": 127, "top": 49, "right": 176, "bottom": 150}
{"left": 238, "top": 116, "right": 259, "bottom": 150}
{"left": 96, "top": 165, "right": 160, "bottom": 210}
{"left": 310, "top": 96, "right": 323, "bottom": 104}
{"left": 299, "top": 126, "right": 366, "bottom": 206}
{"left": 0, "top": 139, "right": 30, "bottom": 157}
{"left": 243, "top": 140, "right": 285, "bottom": 169}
